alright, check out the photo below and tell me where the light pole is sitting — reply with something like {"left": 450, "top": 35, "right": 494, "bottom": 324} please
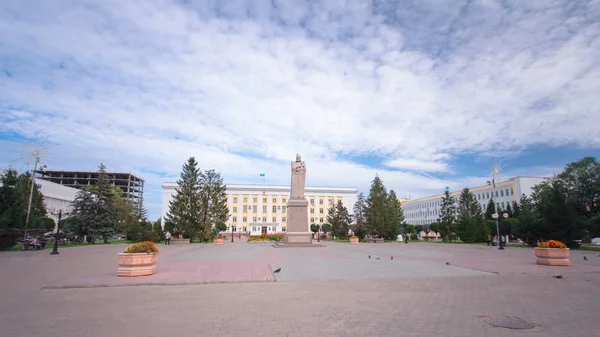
{"left": 490, "top": 167, "right": 505, "bottom": 250}
{"left": 231, "top": 226, "right": 235, "bottom": 243}
{"left": 50, "top": 209, "right": 66, "bottom": 255}
{"left": 23, "top": 156, "right": 46, "bottom": 245}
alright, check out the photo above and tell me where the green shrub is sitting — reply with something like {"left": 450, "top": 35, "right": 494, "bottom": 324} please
{"left": 0, "top": 231, "right": 22, "bottom": 250}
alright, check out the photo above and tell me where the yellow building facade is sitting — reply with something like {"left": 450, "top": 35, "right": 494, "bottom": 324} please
{"left": 161, "top": 183, "right": 358, "bottom": 235}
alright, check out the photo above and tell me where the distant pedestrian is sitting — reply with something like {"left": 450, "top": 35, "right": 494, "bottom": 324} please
{"left": 165, "top": 231, "right": 172, "bottom": 245}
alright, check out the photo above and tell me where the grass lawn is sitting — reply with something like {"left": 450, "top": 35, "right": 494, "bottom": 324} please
{"left": 579, "top": 245, "right": 600, "bottom": 252}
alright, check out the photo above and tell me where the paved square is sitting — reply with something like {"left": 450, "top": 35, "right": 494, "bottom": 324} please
{"left": 1, "top": 241, "right": 600, "bottom": 336}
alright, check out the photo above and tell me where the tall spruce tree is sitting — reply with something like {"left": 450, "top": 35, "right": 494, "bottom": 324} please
{"left": 327, "top": 199, "right": 352, "bottom": 239}
{"left": 556, "top": 157, "right": 600, "bottom": 215}
{"left": 67, "top": 164, "right": 115, "bottom": 243}
{"left": 484, "top": 198, "right": 496, "bottom": 220}
{"left": 456, "top": 188, "right": 487, "bottom": 242}
{"left": 386, "top": 190, "right": 404, "bottom": 240}
{"left": 352, "top": 192, "right": 368, "bottom": 240}
{"left": 164, "top": 157, "right": 202, "bottom": 240}
{"left": 0, "top": 169, "right": 46, "bottom": 230}
{"left": 365, "top": 175, "right": 388, "bottom": 237}
{"left": 198, "top": 169, "right": 229, "bottom": 241}
{"left": 438, "top": 189, "right": 457, "bottom": 242}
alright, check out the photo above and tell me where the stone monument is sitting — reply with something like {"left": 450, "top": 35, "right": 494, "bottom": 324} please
{"left": 275, "top": 154, "right": 323, "bottom": 247}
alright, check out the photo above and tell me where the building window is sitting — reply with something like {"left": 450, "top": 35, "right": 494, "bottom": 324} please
{"left": 319, "top": 208, "right": 324, "bottom": 214}
{"left": 282, "top": 198, "right": 286, "bottom": 203}
{"left": 243, "top": 217, "right": 247, "bottom": 223}
{"left": 282, "top": 217, "right": 286, "bottom": 222}
{"left": 319, "top": 199, "right": 324, "bottom": 205}
{"left": 328, "top": 199, "right": 333, "bottom": 205}
{"left": 253, "top": 205, "right": 257, "bottom": 213}
{"left": 272, "top": 206, "right": 277, "bottom": 212}
{"left": 262, "top": 217, "right": 267, "bottom": 222}
{"left": 267, "top": 226, "right": 271, "bottom": 231}
{"left": 233, "top": 207, "right": 237, "bottom": 213}
{"left": 282, "top": 206, "right": 287, "bottom": 212}
{"left": 282, "top": 227, "right": 286, "bottom": 232}
{"left": 486, "top": 192, "right": 489, "bottom": 198}
{"left": 501, "top": 202, "right": 505, "bottom": 208}
{"left": 310, "top": 208, "right": 315, "bottom": 214}
{"left": 510, "top": 188, "right": 514, "bottom": 196}
{"left": 500, "top": 190, "right": 504, "bottom": 197}
{"left": 506, "top": 189, "right": 509, "bottom": 197}
{"left": 310, "top": 217, "right": 314, "bottom": 223}
{"left": 243, "top": 197, "right": 248, "bottom": 203}
{"left": 263, "top": 198, "right": 267, "bottom": 203}
{"left": 263, "top": 206, "right": 267, "bottom": 212}
{"left": 495, "top": 191, "right": 498, "bottom": 198}
{"left": 272, "top": 217, "right": 276, "bottom": 222}
{"left": 272, "top": 198, "right": 277, "bottom": 203}
{"left": 310, "top": 199, "right": 314, "bottom": 205}
{"left": 243, "top": 205, "right": 247, "bottom": 212}
{"left": 319, "top": 217, "right": 324, "bottom": 223}
{"left": 253, "top": 197, "right": 257, "bottom": 203}
{"left": 233, "top": 216, "right": 237, "bottom": 222}
{"left": 233, "top": 197, "right": 238, "bottom": 203}
{"left": 253, "top": 217, "right": 257, "bottom": 222}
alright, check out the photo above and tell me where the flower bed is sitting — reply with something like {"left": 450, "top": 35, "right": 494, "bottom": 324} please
{"left": 118, "top": 241, "right": 159, "bottom": 277}
{"left": 248, "top": 234, "right": 284, "bottom": 242}
{"left": 349, "top": 235, "right": 359, "bottom": 244}
{"left": 534, "top": 240, "right": 570, "bottom": 266}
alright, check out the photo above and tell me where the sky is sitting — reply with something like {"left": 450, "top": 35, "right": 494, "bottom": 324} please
{"left": 1, "top": 0, "right": 600, "bottom": 220}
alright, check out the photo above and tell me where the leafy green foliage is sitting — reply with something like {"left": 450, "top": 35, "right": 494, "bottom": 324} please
{"left": 164, "top": 157, "right": 203, "bottom": 239}
{"left": 65, "top": 164, "right": 115, "bottom": 243}
{"left": 327, "top": 200, "right": 352, "bottom": 239}
{"left": 456, "top": 188, "right": 488, "bottom": 242}
{"left": 352, "top": 192, "right": 368, "bottom": 241}
{"left": 365, "top": 176, "right": 402, "bottom": 240}
{"left": 198, "top": 169, "right": 229, "bottom": 241}
{"left": 0, "top": 169, "right": 46, "bottom": 231}
{"left": 310, "top": 224, "right": 320, "bottom": 233}
{"left": 438, "top": 189, "right": 457, "bottom": 242}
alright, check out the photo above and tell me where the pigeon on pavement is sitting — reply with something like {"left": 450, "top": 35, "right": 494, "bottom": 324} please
{"left": 391, "top": 256, "right": 394, "bottom": 260}
{"left": 584, "top": 256, "right": 588, "bottom": 261}
{"left": 553, "top": 275, "right": 563, "bottom": 279}
{"left": 446, "top": 262, "right": 450, "bottom": 266}
{"left": 368, "top": 255, "right": 371, "bottom": 259}
{"left": 376, "top": 257, "right": 380, "bottom": 260}
{"left": 273, "top": 268, "right": 281, "bottom": 273}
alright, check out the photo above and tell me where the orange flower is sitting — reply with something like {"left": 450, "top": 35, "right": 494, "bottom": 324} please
{"left": 537, "top": 240, "right": 567, "bottom": 249}
{"left": 124, "top": 241, "right": 159, "bottom": 253}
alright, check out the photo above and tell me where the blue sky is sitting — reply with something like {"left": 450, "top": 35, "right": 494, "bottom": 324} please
{"left": 1, "top": 0, "right": 599, "bottom": 219}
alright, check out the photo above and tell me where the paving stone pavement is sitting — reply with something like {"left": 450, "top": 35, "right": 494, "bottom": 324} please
{"left": 1, "top": 241, "right": 600, "bottom": 336}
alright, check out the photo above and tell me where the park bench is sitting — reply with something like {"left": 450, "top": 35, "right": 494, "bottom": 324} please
{"left": 366, "top": 238, "right": 384, "bottom": 243}
{"left": 22, "top": 239, "right": 47, "bottom": 251}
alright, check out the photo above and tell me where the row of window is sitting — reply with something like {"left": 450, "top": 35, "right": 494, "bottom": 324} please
{"left": 232, "top": 205, "right": 288, "bottom": 213}
{"left": 406, "top": 201, "right": 514, "bottom": 220}
{"left": 232, "top": 196, "right": 343, "bottom": 204}
{"left": 404, "top": 188, "right": 515, "bottom": 211}
{"left": 231, "top": 216, "right": 287, "bottom": 223}
{"left": 226, "top": 226, "right": 288, "bottom": 232}
{"left": 233, "top": 197, "right": 288, "bottom": 204}
{"left": 310, "top": 217, "right": 325, "bottom": 223}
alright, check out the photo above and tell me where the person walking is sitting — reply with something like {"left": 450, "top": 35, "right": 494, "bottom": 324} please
{"left": 165, "top": 231, "right": 172, "bottom": 245}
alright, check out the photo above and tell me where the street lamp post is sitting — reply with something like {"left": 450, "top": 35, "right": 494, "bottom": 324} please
{"left": 23, "top": 158, "right": 46, "bottom": 245}
{"left": 317, "top": 224, "right": 321, "bottom": 242}
{"left": 231, "top": 226, "right": 235, "bottom": 243}
{"left": 50, "top": 210, "right": 63, "bottom": 255}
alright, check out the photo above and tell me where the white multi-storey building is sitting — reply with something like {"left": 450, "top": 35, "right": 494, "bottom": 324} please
{"left": 36, "top": 178, "right": 79, "bottom": 223}
{"left": 403, "top": 176, "right": 547, "bottom": 226}
{"left": 161, "top": 183, "right": 358, "bottom": 235}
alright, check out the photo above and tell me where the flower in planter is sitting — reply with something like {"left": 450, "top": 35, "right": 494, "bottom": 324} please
{"left": 537, "top": 240, "right": 567, "bottom": 249}
{"left": 349, "top": 235, "right": 358, "bottom": 239}
{"left": 124, "top": 241, "right": 159, "bottom": 253}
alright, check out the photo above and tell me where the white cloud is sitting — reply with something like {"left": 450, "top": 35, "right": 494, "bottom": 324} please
{"left": 1, "top": 0, "right": 599, "bottom": 218}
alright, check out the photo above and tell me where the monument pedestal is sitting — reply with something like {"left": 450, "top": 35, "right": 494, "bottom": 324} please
{"left": 274, "top": 199, "right": 324, "bottom": 248}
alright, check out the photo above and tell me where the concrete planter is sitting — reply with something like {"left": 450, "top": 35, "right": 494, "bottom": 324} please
{"left": 349, "top": 237, "right": 359, "bottom": 245}
{"left": 534, "top": 247, "right": 570, "bottom": 266}
{"left": 117, "top": 253, "right": 158, "bottom": 277}
{"left": 213, "top": 238, "right": 224, "bottom": 245}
